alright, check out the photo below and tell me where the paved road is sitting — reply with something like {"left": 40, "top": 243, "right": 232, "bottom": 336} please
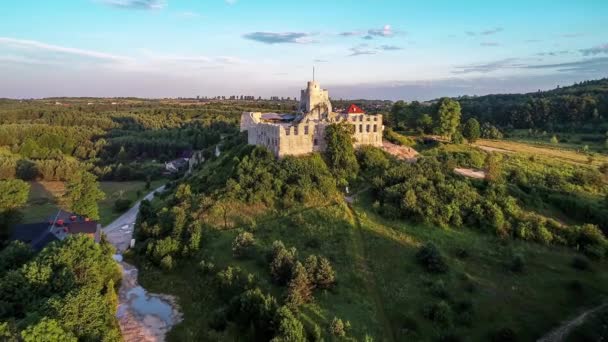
{"left": 104, "top": 185, "right": 165, "bottom": 253}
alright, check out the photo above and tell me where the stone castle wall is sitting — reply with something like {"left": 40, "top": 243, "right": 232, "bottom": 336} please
{"left": 241, "top": 112, "right": 383, "bottom": 157}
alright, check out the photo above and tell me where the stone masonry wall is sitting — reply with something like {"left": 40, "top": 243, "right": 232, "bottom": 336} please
{"left": 241, "top": 112, "right": 383, "bottom": 157}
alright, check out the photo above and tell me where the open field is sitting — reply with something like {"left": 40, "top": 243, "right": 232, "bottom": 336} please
{"left": 475, "top": 139, "right": 608, "bottom": 166}
{"left": 506, "top": 130, "right": 607, "bottom": 154}
{"left": 22, "top": 180, "right": 166, "bottom": 226}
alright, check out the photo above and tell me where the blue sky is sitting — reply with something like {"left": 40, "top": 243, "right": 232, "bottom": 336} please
{"left": 0, "top": 0, "right": 607, "bottom": 100}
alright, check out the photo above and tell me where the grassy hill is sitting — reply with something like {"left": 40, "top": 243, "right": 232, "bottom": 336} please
{"left": 128, "top": 134, "right": 608, "bottom": 341}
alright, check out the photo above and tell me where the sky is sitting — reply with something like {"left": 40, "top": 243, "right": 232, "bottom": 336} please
{"left": 0, "top": 0, "right": 607, "bottom": 100}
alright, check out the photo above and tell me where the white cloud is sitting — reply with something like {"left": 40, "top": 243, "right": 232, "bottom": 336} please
{"left": 0, "top": 37, "right": 131, "bottom": 63}
{"left": 99, "top": 0, "right": 166, "bottom": 10}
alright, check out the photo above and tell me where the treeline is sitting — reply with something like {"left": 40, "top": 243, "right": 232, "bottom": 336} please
{"left": 457, "top": 78, "right": 608, "bottom": 131}
{"left": 389, "top": 98, "right": 503, "bottom": 141}
{"left": 0, "top": 236, "right": 122, "bottom": 341}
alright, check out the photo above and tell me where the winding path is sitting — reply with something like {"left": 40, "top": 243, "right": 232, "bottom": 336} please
{"left": 537, "top": 302, "right": 607, "bottom": 342}
{"left": 103, "top": 186, "right": 182, "bottom": 342}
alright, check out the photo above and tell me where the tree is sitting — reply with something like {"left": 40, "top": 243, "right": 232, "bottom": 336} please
{"left": 485, "top": 153, "right": 503, "bottom": 183}
{"left": 117, "top": 146, "right": 128, "bottom": 162}
{"left": 269, "top": 242, "right": 297, "bottom": 285}
{"left": 329, "top": 317, "right": 348, "bottom": 337}
{"left": 20, "top": 318, "right": 77, "bottom": 342}
{"left": 232, "top": 231, "right": 255, "bottom": 258}
{"left": 271, "top": 306, "right": 306, "bottom": 342}
{"left": 437, "top": 98, "right": 461, "bottom": 141}
{"left": 463, "top": 118, "right": 481, "bottom": 143}
{"left": 0, "top": 179, "right": 30, "bottom": 211}
{"left": 416, "top": 114, "right": 434, "bottom": 134}
{"left": 304, "top": 255, "right": 336, "bottom": 289}
{"left": 63, "top": 171, "right": 105, "bottom": 220}
{"left": 324, "top": 123, "right": 359, "bottom": 185}
{"left": 416, "top": 242, "right": 448, "bottom": 273}
{"left": 286, "top": 262, "right": 313, "bottom": 306}
{"left": 550, "top": 135, "right": 559, "bottom": 144}
{"left": 0, "top": 179, "right": 30, "bottom": 241}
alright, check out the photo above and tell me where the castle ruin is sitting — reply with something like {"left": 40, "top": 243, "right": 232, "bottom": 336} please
{"left": 240, "top": 80, "right": 383, "bottom": 157}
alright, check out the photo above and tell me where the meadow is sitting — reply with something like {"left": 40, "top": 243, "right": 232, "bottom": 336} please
{"left": 22, "top": 180, "right": 165, "bottom": 225}
{"left": 130, "top": 173, "right": 608, "bottom": 341}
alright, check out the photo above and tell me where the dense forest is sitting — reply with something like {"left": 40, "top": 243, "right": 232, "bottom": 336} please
{"left": 0, "top": 236, "right": 122, "bottom": 340}
{"left": 0, "top": 98, "right": 306, "bottom": 183}
{"left": 457, "top": 78, "right": 608, "bottom": 131}
{"left": 388, "top": 79, "right": 608, "bottom": 149}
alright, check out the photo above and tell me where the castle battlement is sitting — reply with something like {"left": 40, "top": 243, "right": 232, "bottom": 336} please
{"left": 240, "top": 81, "right": 383, "bottom": 157}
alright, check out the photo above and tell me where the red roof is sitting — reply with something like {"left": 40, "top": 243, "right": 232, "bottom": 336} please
{"left": 347, "top": 104, "right": 365, "bottom": 114}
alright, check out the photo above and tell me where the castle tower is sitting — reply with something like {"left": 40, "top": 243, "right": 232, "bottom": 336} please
{"left": 299, "top": 81, "right": 332, "bottom": 120}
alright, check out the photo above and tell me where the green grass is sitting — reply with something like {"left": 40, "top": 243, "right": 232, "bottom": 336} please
{"left": 506, "top": 130, "right": 607, "bottom": 154}
{"left": 353, "top": 191, "right": 608, "bottom": 341}
{"left": 131, "top": 193, "right": 608, "bottom": 341}
{"left": 22, "top": 180, "right": 166, "bottom": 226}
{"left": 474, "top": 139, "right": 608, "bottom": 169}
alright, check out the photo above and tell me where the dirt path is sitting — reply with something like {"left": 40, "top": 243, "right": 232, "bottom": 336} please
{"left": 537, "top": 302, "right": 608, "bottom": 342}
{"left": 104, "top": 186, "right": 183, "bottom": 342}
{"left": 454, "top": 168, "right": 486, "bottom": 179}
{"left": 345, "top": 200, "right": 396, "bottom": 342}
{"left": 382, "top": 141, "right": 418, "bottom": 162}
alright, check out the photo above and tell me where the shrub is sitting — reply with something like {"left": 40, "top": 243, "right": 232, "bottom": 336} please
{"left": 209, "top": 308, "right": 228, "bottom": 331}
{"left": 571, "top": 256, "right": 591, "bottom": 271}
{"left": 416, "top": 243, "right": 449, "bottom": 273}
{"left": 273, "top": 306, "right": 306, "bottom": 341}
{"left": 489, "top": 327, "right": 517, "bottom": 342}
{"left": 304, "top": 255, "right": 336, "bottom": 289}
{"left": 198, "top": 260, "right": 215, "bottom": 274}
{"left": 269, "top": 241, "right": 297, "bottom": 285}
{"left": 160, "top": 255, "right": 174, "bottom": 271}
{"left": 114, "top": 198, "right": 132, "bottom": 212}
{"left": 232, "top": 232, "right": 255, "bottom": 258}
{"left": 455, "top": 247, "right": 469, "bottom": 259}
{"left": 399, "top": 316, "right": 419, "bottom": 337}
{"left": 567, "top": 280, "right": 583, "bottom": 293}
{"left": 424, "top": 301, "right": 452, "bottom": 326}
{"left": 430, "top": 280, "right": 450, "bottom": 299}
{"left": 286, "top": 262, "right": 313, "bottom": 306}
{"left": 329, "top": 317, "right": 348, "bottom": 337}
{"left": 510, "top": 254, "right": 525, "bottom": 273}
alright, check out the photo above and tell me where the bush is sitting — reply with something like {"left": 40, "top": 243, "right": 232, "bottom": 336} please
{"left": 160, "top": 255, "right": 174, "bottom": 270}
{"left": 198, "top": 260, "right": 215, "bottom": 274}
{"left": 571, "top": 256, "right": 591, "bottom": 271}
{"left": 269, "top": 241, "right": 297, "bottom": 285}
{"left": 286, "top": 262, "right": 313, "bottom": 306}
{"left": 489, "top": 327, "right": 517, "bottom": 342}
{"left": 567, "top": 280, "right": 583, "bottom": 293}
{"left": 329, "top": 317, "right": 348, "bottom": 337}
{"left": 114, "top": 198, "right": 132, "bottom": 212}
{"left": 424, "top": 301, "right": 452, "bottom": 326}
{"left": 209, "top": 308, "right": 228, "bottom": 331}
{"left": 399, "top": 316, "right": 419, "bottom": 337}
{"left": 510, "top": 254, "right": 525, "bottom": 273}
{"left": 416, "top": 243, "right": 449, "bottom": 273}
{"left": 232, "top": 232, "right": 255, "bottom": 258}
{"left": 304, "top": 255, "right": 336, "bottom": 289}
{"left": 430, "top": 280, "right": 450, "bottom": 299}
